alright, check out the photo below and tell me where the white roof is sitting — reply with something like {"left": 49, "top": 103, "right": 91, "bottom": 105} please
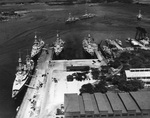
{"left": 125, "top": 70, "right": 150, "bottom": 78}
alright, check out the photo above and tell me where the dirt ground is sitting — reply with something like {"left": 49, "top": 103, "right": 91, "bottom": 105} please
{"left": 0, "top": 2, "right": 150, "bottom": 118}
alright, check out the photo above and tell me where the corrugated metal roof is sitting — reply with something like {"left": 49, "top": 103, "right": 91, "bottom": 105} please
{"left": 106, "top": 92, "right": 127, "bottom": 113}
{"left": 94, "top": 93, "right": 108, "bottom": 112}
{"left": 119, "top": 93, "right": 141, "bottom": 113}
{"left": 78, "top": 95, "right": 85, "bottom": 115}
{"left": 82, "top": 93, "right": 94, "bottom": 112}
{"left": 64, "top": 92, "right": 150, "bottom": 115}
{"left": 94, "top": 93, "right": 113, "bottom": 114}
{"left": 130, "top": 91, "right": 150, "bottom": 110}
{"left": 64, "top": 94, "right": 80, "bottom": 112}
{"left": 90, "top": 94, "right": 99, "bottom": 114}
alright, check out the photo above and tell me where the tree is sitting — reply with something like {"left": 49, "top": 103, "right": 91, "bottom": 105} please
{"left": 118, "top": 79, "right": 144, "bottom": 92}
{"left": 67, "top": 75, "right": 74, "bottom": 81}
{"left": 109, "top": 59, "right": 121, "bottom": 68}
{"left": 129, "top": 57, "right": 143, "bottom": 68}
{"left": 91, "top": 68, "right": 100, "bottom": 80}
{"left": 94, "top": 80, "right": 108, "bottom": 93}
{"left": 80, "top": 83, "right": 94, "bottom": 95}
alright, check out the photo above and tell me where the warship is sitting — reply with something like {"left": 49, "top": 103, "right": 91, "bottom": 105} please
{"left": 82, "top": 34, "right": 98, "bottom": 56}
{"left": 65, "top": 13, "right": 79, "bottom": 24}
{"left": 12, "top": 54, "right": 34, "bottom": 98}
{"left": 31, "top": 33, "right": 45, "bottom": 58}
{"left": 80, "top": 10, "right": 96, "bottom": 20}
{"left": 53, "top": 33, "right": 65, "bottom": 56}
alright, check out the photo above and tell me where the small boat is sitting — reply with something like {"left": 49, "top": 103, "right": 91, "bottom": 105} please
{"left": 31, "top": 33, "right": 45, "bottom": 58}
{"left": 137, "top": 10, "right": 142, "bottom": 21}
{"left": 53, "top": 33, "right": 65, "bottom": 56}
{"left": 65, "top": 13, "right": 79, "bottom": 24}
{"left": 12, "top": 54, "right": 34, "bottom": 98}
{"left": 80, "top": 10, "right": 96, "bottom": 20}
{"left": 82, "top": 34, "right": 98, "bottom": 56}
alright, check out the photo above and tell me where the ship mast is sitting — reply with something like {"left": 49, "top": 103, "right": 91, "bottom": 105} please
{"left": 18, "top": 50, "right": 22, "bottom": 71}
{"left": 56, "top": 30, "right": 60, "bottom": 40}
{"left": 137, "top": 9, "right": 142, "bottom": 21}
{"left": 34, "top": 32, "right": 38, "bottom": 44}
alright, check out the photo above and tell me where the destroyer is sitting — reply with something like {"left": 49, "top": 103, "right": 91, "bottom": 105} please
{"left": 65, "top": 13, "right": 79, "bottom": 24}
{"left": 82, "top": 34, "right": 98, "bottom": 56}
{"left": 12, "top": 54, "right": 34, "bottom": 98}
{"left": 53, "top": 33, "right": 65, "bottom": 56}
{"left": 80, "top": 10, "right": 96, "bottom": 20}
{"left": 31, "top": 33, "right": 45, "bottom": 58}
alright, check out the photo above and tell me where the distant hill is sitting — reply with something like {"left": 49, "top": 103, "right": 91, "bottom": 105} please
{"left": 0, "top": 0, "right": 70, "bottom": 4}
{"left": 0, "top": 0, "right": 34, "bottom": 4}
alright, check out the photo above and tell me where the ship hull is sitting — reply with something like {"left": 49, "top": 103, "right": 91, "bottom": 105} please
{"left": 12, "top": 63, "right": 35, "bottom": 99}
{"left": 82, "top": 47, "right": 96, "bottom": 59}
{"left": 65, "top": 20, "right": 77, "bottom": 24}
{"left": 12, "top": 72, "right": 30, "bottom": 99}
{"left": 31, "top": 44, "right": 45, "bottom": 60}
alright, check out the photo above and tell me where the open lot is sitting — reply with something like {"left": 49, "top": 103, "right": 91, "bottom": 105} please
{"left": 0, "top": 2, "right": 150, "bottom": 118}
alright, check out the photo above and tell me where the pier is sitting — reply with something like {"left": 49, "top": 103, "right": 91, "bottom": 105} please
{"left": 16, "top": 48, "right": 53, "bottom": 118}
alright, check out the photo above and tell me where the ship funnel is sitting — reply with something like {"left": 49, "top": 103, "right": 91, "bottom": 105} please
{"left": 57, "top": 33, "right": 59, "bottom": 38}
{"left": 88, "top": 34, "right": 91, "bottom": 38}
{"left": 18, "top": 58, "right": 22, "bottom": 63}
{"left": 35, "top": 34, "right": 37, "bottom": 39}
{"left": 34, "top": 32, "right": 37, "bottom": 39}
{"left": 56, "top": 31, "right": 60, "bottom": 40}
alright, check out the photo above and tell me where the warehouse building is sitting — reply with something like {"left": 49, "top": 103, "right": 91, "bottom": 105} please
{"left": 125, "top": 68, "right": 150, "bottom": 86}
{"left": 64, "top": 91, "right": 150, "bottom": 118}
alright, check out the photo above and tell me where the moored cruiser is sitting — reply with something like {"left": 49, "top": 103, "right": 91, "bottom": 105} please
{"left": 53, "top": 33, "right": 65, "bottom": 56}
{"left": 31, "top": 34, "right": 45, "bottom": 58}
{"left": 12, "top": 54, "right": 34, "bottom": 98}
{"left": 82, "top": 34, "right": 98, "bottom": 56}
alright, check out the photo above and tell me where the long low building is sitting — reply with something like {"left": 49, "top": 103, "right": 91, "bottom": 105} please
{"left": 125, "top": 68, "right": 150, "bottom": 86}
{"left": 64, "top": 91, "right": 150, "bottom": 118}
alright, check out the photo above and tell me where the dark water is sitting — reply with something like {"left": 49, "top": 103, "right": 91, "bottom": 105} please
{"left": 0, "top": 63, "right": 17, "bottom": 118}
{"left": 0, "top": 31, "right": 96, "bottom": 118}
